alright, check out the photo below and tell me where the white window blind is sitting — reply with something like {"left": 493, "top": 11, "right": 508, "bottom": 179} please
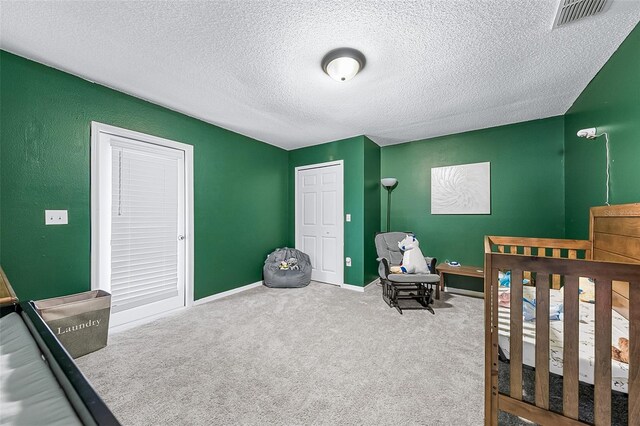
{"left": 110, "top": 144, "right": 183, "bottom": 314}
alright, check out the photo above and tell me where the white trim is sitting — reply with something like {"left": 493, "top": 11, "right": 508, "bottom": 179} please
{"left": 108, "top": 306, "right": 187, "bottom": 334}
{"left": 341, "top": 283, "right": 365, "bottom": 292}
{"left": 444, "top": 287, "right": 485, "bottom": 298}
{"left": 294, "top": 160, "right": 344, "bottom": 286}
{"left": 193, "top": 281, "right": 263, "bottom": 306}
{"left": 295, "top": 159, "right": 344, "bottom": 172}
{"left": 90, "top": 121, "right": 195, "bottom": 324}
{"left": 364, "top": 278, "right": 380, "bottom": 290}
{"left": 111, "top": 280, "right": 262, "bottom": 332}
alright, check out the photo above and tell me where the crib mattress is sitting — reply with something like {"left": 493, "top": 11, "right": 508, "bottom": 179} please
{"left": 497, "top": 287, "right": 629, "bottom": 393}
{"left": 0, "top": 312, "right": 82, "bottom": 426}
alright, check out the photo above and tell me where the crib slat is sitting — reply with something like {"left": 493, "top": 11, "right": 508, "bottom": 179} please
{"left": 490, "top": 266, "right": 500, "bottom": 425}
{"left": 510, "top": 269, "right": 523, "bottom": 400}
{"left": 594, "top": 278, "right": 612, "bottom": 426}
{"left": 498, "top": 245, "right": 505, "bottom": 253}
{"left": 563, "top": 275, "right": 579, "bottom": 420}
{"left": 551, "top": 249, "right": 561, "bottom": 289}
{"left": 568, "top": 249, "right": 577, "bottom": 259}
{"left": 535, "top": 273, "right": 550, "bottom": 409}
{"left": 538, "top": 247, "right": 546, "bottom": 257}
{"left": 523, "top": 247, "right": 532, "bottom": 282}
{"left": 510, "top": 246, "right": 517, "bottom": 254}
{"left": 629, "top": 281, "right": 639, "bottom": 425}
{"left": 484, "top": 257, "right": 494, "bottom": 425}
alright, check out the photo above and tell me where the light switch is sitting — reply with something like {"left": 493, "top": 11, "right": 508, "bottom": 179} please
{"left": 345, "top": 213, "right": 351, "bottom": 222}
{"left": 346, "top": 257, "right": 352, "bottom": 267}
{"left": 45, "top": 210, "right": 68, "bottom": 225}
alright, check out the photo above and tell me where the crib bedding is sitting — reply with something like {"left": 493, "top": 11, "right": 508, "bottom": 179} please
{"left": 497, "top": 286, "right": 630, "bottom": 393}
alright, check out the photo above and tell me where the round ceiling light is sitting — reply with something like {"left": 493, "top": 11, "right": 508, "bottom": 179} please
{"left": 321, "top": 48, "right": 366, "bottom": 82}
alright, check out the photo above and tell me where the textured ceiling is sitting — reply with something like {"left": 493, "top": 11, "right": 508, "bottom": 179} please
{"left": 1, "top": 1, "right": 639, "bottom": 150}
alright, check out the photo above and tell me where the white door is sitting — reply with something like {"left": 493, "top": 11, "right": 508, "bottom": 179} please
{"left": 295, "top": 162, "right": 344, "bottom": 285}
{"left": 93, "top": 128, "right": 188, "bottom": 327}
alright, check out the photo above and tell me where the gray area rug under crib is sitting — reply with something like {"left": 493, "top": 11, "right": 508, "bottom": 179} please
{"left": 498, "top": 358, "right": 628, "bottom": 425}
{"left": 77, "top": 282, "right": 484, "bottom": 425}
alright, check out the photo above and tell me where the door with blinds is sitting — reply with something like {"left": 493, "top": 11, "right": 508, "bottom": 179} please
{"left": 93, "top": 126, "right": 187, "bottom": 328}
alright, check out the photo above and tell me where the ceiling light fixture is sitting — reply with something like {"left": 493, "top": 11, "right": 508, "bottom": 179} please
{"left": 321, "top": 48, "right": 366, "bottom": 82}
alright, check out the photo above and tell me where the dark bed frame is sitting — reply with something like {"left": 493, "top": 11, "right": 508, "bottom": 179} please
{"left": 1, "top": 301, "right": 121, "bottom": 426}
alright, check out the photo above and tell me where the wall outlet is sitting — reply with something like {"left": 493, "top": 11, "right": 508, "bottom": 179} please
{"left": 346, "top": 257, "right": 352, "bottom": 267}
{"left": 345, "top": 213, "right": 351, "bottom": 222}
{"left": 45, "top": 210, "right": 68, "bottom": 225}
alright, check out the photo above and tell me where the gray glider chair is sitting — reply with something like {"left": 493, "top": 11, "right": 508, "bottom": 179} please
{"left": 375, "top": 232, "right": 440, "bottom": 314}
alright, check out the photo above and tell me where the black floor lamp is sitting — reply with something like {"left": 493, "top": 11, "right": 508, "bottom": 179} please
{"left": 381, "top": 178, "right": 398, "bottom": 232}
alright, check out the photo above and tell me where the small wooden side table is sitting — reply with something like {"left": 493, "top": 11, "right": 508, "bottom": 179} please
{"left": 436, "top": 263, "right": 484, "bottom": 295}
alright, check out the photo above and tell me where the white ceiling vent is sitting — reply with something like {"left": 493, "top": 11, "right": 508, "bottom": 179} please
{"left": 553, "top": 0, "right": 613, "bottom": 28}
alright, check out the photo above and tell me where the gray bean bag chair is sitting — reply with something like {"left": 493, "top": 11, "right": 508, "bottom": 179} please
{"left": 263, "top": 248, "right": 312, "bottom": 288}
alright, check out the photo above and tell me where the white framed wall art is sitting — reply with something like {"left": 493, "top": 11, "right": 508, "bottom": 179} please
{"left": 431, "top": 161, "right": 491, "bottom": 214}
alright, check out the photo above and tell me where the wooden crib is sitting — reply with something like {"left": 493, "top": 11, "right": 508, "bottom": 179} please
{"left": 484, "top": 203, "right": 640, "bottom": 425}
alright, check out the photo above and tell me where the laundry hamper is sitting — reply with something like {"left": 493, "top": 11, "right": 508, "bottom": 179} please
{"left": 34, "top": 290, "right": 111, "bottom": 358}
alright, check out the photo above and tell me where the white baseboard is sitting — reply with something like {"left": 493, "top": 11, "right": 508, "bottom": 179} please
{"left": 109, "top": 306, "right": 187, "bottom": 334}
{"left": 364, "top": 278, "right": 380, "bottom": 290}
{"left": 341, "top": 283, "right": 365, "bottom": 292}
{"left": 445, "top": 287, "right": 484, "bottom": 298}
{"left": 194, "top": 280, "right": 263, "bottom": 306}
{"left": 109, "top": 281, "right": 263, "bottom": 333}
{"left": 341, "top": 278, "right": 380, "bottom": 293}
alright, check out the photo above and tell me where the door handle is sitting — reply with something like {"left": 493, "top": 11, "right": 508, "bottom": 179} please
{"left": 178, "top": 235, "right": 185, "bottom": 241}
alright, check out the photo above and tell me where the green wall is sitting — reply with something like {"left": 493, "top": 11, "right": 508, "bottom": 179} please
{"left": 380, "top": 117, "right": 566, "bottom": 291}
{"left": 288, "top": 135, "right": 380, "bottom": 287}
{"left": 2, "top": 22, "right": 637, "bottom": 300}
{"left": 0, "top": 51, "right": 289, "bottom": 301}
{"left": 564, "top": 23, "right": 640, "bottom": 239}
{"left": 363, "top": 137, "right": 381, "bottom": 285}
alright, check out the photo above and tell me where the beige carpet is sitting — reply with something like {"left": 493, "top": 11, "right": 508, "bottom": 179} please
{"left": 77, "top": 282, "right": 485, "bottom": 425}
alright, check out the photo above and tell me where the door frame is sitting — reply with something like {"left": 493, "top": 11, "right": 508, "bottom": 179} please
{"left": 294, "top": 160, "right": 344, "bottom": 286}
{"left": 90, "top": 122, "right": 195, "bottom": 313}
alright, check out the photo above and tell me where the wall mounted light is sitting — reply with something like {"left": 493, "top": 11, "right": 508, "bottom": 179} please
{"left": 321, "top": 48, "right": 366, "bottom": 82}
{"left": 381, "top": 178, "right": 398, "bottom": 232}
{"left": 576, "top": 127, "right": 597, "bottom": 139}
{"left": 577, "top": 127, "right": 610, "bottom": 206}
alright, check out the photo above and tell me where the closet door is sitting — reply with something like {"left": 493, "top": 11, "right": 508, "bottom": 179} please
{"left": 295, "top": 162, "right": 344, "bottom": 285}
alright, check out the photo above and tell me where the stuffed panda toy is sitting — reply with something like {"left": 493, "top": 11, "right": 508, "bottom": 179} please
{"left": 398, "top": 234, "right": 430, "bottom": 274}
